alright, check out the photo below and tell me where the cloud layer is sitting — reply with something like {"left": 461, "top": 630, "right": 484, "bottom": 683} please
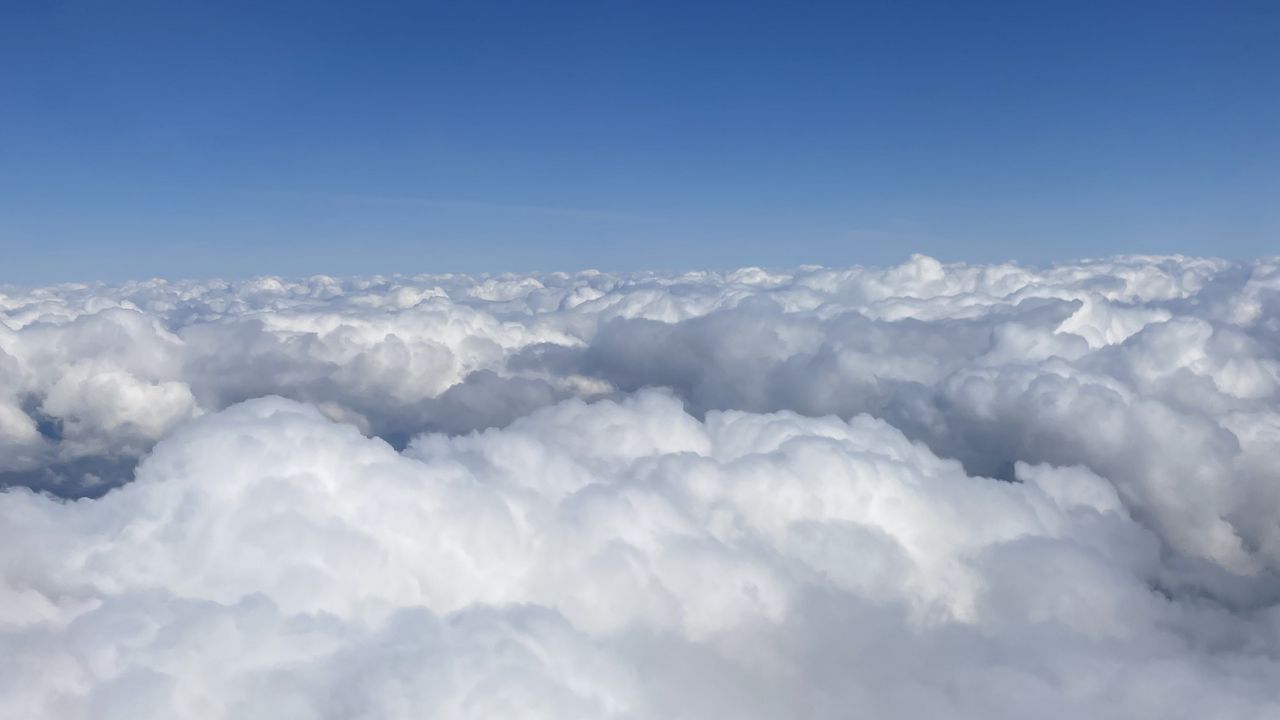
{"left": 3, "top": 254, "right": 1280, "bottom": 717}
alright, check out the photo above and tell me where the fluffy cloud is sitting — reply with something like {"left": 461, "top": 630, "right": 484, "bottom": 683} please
{"left": 2, "top": 254, "right": 1280, "bottom": 717}
{"left": 4, "top": 393, "right": 1278, "bottom": 718}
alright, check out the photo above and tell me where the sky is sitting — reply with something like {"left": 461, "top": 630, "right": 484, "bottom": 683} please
{"left": 4, "top": 5, "right": 1280, "bottom": 708}
{"left": 1, "top": 0, "right": 1277, "bottom": 283}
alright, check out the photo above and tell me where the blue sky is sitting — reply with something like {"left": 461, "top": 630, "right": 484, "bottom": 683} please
{"left": 2, "top": 0, "right": 1277, "bottom": 283}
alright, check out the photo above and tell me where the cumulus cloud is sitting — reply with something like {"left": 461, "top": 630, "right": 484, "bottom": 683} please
{"left": 2, "top": 254, "right": 1280, "bottom": 717}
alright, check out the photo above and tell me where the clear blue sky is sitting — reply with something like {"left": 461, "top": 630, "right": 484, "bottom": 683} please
{"left": 2, "top": 0, "right": 1277, "bottom": 283}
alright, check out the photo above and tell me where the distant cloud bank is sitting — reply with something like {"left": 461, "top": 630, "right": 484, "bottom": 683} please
{"left": 3, "top": 255, "right": 1280, "bottom": 718}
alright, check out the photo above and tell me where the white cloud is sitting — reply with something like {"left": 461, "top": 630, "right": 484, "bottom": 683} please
{"left": 2, "top": 255, "right": 1280, "bottom": 717}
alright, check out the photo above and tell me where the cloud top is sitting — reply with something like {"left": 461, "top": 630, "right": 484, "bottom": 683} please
{"left": 3, "top": 254, "right": 1280, "bottom": 717}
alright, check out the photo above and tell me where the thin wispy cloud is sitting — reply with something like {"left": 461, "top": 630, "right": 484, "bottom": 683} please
{"left": 256, "top": 189, "right": 656, "bottom": 223}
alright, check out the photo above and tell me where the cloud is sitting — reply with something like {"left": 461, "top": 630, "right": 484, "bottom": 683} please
{"left": 4, "top": 392, "right": 1278, "bottom": 718}
{"left": 2, "top": 254, "right": 1280, "bottom": 716}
